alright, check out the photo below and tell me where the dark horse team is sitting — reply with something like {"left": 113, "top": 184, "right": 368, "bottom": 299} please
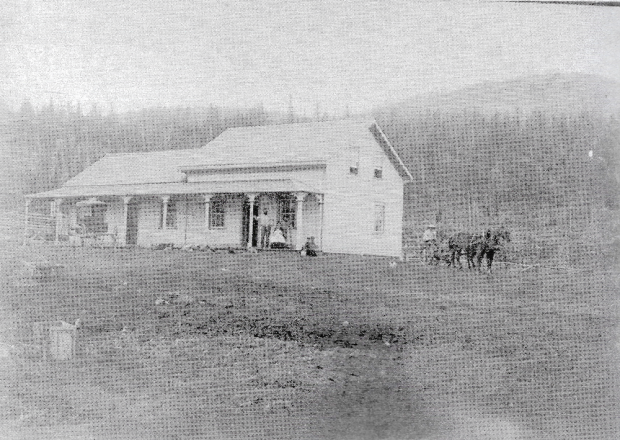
{"left": 425, "top": 227, "right": 510, "bottom": 272}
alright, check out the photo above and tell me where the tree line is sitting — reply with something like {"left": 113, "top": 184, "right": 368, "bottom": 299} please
{"left": 375, "top": 109, "right": 619, "bottom": 230}
{"left": 2, "top": 100, "right": 618, "bottom": 238}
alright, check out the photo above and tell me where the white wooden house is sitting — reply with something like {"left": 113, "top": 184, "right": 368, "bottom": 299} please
{"left": 26, "top": 119, "right": 412, "bottom": 257}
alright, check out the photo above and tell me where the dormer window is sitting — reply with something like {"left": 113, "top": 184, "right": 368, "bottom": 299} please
{"left": 349, "top": 164, "right": 359, "bottom": 175}
{"left": 374, "top": 167, "right": 383, "bottom": 179}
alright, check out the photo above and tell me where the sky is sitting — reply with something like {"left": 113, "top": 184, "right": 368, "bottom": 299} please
{"left": 1, "top": 0, "right": 618, "bottom": 115}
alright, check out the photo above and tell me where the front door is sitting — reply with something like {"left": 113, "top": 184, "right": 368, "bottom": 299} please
{"left": 126, "top": 203, "right": 139, "bottom": 245}
{"left": 241, "top": 200, "right": 259, "bottom": 247}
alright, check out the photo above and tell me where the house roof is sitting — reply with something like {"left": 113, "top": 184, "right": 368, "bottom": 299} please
{"left": 192, "top": 118, "right": 411, "bottom": 180}
{"left": 27, "top": 179, "right": 322, "bottom": 199}
{"left": 29, "top": 118, "right": 412, "bottom": 198}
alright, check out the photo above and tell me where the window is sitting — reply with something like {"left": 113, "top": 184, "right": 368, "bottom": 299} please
{"left": 350, "top": 147, "right": 360, "bottom": 175}
{"left": 374, "top": 167, "right": 383, "bottom": 179}
{"left": 210, "top": 200, "right": 225, "bottom": 228}
{"left": 279, "top": 197, "right": 296, "bottom": 228}
{"left": 374, "top": 204, "right": 385, "bottom": 233}
{"left": 166, "top": 201, "right": 177, "bottom": 229}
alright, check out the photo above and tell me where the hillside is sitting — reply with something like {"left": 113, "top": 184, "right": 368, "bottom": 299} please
{"left": 376, "top": 73, "right": 620, "bottom": 117}
{"left": 371, "top": 76, "right": 620, "bottom": 266}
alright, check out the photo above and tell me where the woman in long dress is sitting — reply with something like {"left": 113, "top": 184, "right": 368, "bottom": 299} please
{"left": 269, "top": 225, "right": 287, "bottom": 249}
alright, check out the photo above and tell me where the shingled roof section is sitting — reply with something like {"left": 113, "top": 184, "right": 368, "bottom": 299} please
{"left": 63, "top": 149, "right": 204, "bottom": 187}
{"left": 36, "top": 118, "right": 412, "bottom": 193}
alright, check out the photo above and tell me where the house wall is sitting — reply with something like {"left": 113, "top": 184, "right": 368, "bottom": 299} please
{"left": 93, "top": 192, "right": 322, "bottom": 250}
{"left": 105, "top": 199, "right": 126, "bottom": 239}
{"left": 202, "top": 196, "right": 245, "bottom": 247}
{"left": 300, "top": 194, "right": 322, "bottom": 249}
{"left": 185, "top": 196, "right": 206, "bottom": 234}
{"left": 187, "top": 168, "right": 325, "bottom": 189}
{"left": 133, "top": 195, "right": 246, "bottom": 248}
{"left": 321, "top": 132, "right": 405, "bottom": 258}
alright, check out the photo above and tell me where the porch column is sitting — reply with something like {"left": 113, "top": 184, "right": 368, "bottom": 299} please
{"left": 203, "top": 194, "right": 212, "bottom": 230}
{"left": 247, "top": 193, "right": 256, "bottom": 249}
{"left": 54, "top": 198, "right": 63, "bottom": 244}
{"left": 295, "top": 192, "right": 307, "bottom": 250}
{"left": 318, "top": 194, "right": 324, "bottom": 250}
{"left": 161, "top": 195, "right": 170, "bottom": 229}
{"left": 23, "top": 198, "right": 32, "bottom": 245}
{"left": 123, "top": 196, "right": 132, "bottom": 245}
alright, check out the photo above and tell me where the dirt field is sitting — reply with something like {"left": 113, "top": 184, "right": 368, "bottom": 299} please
{"left": 1, "top": 241, "right": 619, "bottom": 439}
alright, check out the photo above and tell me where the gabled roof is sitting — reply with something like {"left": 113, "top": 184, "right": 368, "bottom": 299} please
{"left": 190, "top": 118, "right": 412, "bottom": 180}
{"left": 31, "top": 118, "right": 412, "bottom": 196}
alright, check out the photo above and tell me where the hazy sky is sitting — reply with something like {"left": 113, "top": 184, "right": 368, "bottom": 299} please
{"left": 1, "top": 0, "right": 618, "bottom": 115}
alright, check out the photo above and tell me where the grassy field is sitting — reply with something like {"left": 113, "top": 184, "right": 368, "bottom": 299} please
{"left": 1, "top": 241, "right": 619, "bottom": 439}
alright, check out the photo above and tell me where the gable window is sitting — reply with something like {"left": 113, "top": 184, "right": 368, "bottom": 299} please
{"left": 350, "top": 146, "right": 360, "bottom": 175}
{"left": 374, "top": 167, "right": 383, "bottom": 179}
{"left": 210, "top": 199, "right": 225, "bottom": 228}
{"left": 374, "top": 204, "right": 385, "bottom": 233}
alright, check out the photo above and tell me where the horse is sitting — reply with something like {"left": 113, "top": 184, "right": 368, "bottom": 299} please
{"left": 476, "top": 228, "right": 511, "bottom": 272}
{"left": 447, "top": 232, "right": 485, "bottom": 269}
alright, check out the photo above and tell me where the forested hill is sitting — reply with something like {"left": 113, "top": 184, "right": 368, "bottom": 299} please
{"left": 376, "top": 73, "right": 620, "bottom": 117}
{"left": 376, "top": 109, "right": 619, "bottom": 223}
{"left": 370, "top": 74, "right": 620, "bottom": 238}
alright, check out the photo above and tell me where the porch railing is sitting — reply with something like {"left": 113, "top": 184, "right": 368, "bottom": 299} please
{"left": 25, "top": 213, "right": 55, "bottom": 241}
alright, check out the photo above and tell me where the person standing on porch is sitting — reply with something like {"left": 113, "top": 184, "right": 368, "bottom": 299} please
{"left": 257, "top": 209, "right": 271, "bottom": 249}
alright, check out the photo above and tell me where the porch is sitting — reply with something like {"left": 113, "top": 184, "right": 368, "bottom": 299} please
{"left": 25, "top": 188, "right": 323, "bottom": 251}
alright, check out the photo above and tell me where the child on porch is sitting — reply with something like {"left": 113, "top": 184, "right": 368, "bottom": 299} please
{"left": 301, "top": 236, "right": 318, "bottom": 257}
